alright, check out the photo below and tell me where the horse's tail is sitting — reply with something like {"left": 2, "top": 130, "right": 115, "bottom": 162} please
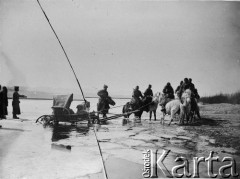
{"left": 122, "top": 105, "right": 125, "bottom": 114}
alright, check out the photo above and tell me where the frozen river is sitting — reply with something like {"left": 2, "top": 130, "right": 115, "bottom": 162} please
{"left": 1, "top": 99, "right": 240, "bottom": 179}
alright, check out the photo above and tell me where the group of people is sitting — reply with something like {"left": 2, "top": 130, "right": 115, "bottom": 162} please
{"left": 97, "top": 78, "right": 200, "bottom": 115}
{"left": 160, "top": 78, "right": 200, "bottom": 113}
{"left": 0, "top": 86, "right": 26, "bottom": 121}
{"left": 171, "top": 78, "right": 200, "bottom": 100}
{"left": 161, "top": 78, "right": 200, "bottom": 101}
{"left": 1, "top": 79, "right": 199, "bottom": 121}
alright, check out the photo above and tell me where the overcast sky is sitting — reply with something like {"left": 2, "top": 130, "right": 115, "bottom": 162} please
{"left": 1, "top": 0, "right": 240, "bottom": 97}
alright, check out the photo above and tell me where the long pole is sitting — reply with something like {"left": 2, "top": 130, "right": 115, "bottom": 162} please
{"left": 36, "top": 1, "right": 108, "bottom": 179}
{"left": 36, "top": 0, "right": 86, "bottom": 103}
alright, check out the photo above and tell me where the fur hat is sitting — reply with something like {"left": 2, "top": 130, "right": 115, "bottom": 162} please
{"left": 14, "top": 86, "right": 19, "bottom": 91}
{"left": 103, "top": 84, "right": 108, "bottom": 89}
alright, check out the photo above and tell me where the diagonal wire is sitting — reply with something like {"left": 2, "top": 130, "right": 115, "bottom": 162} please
{"left": 36, "top": 1, "right": 108, "bottom": 179}
{"left": 36, "top": 0, "right": 86, "bottom": 103}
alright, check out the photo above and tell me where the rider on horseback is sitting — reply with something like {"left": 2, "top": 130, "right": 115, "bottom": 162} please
{"left": 182, "top": 78, "right": 201, "bottom": 120}
{"left": 175, "top": 81, "right": 183, "bottom": 99}
{"left": 188, "top": 78, "right": 195, "bottom": 91}
{"left": 193, "top": 88, "right": 200, "bottom": 100}
{"left": 161, "top": 82, "right": 174, "bottom": 113}
{"left": 143, "top": 84, "right": 153, "bottom": 112}
{"left": 163, "top": 82, "right": 174, "bottom": 99}
{"left": 179, "top": 78, "right": 190, "bottom": 98}
{"left": 144, "top": 84, "right": 153, "bottom": 97}
{"left": 132, "top": 86, "right": 143, "bottom": 104}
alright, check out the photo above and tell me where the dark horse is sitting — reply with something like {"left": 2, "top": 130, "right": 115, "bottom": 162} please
{"left": 97, "top": 96, "right": 116, "bottom": 120}
{"left": 122, "top": 96, "right": 152, "bottom": 119}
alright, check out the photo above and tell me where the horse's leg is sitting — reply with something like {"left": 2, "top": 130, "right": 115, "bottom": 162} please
{"left": 139, "top": 110, "right": 143, "bottom": 120}
{"left": 196, "top": 109, "right": 201, "bottom": 120}
{"left": 179, "top": 112, "right": 183, "bottom": 125}
{"left": 97, "top": 112, "right": 99, "bottom": 123}
{"left": 186, "top": 112, "right": 190, "bottom": 125}
{"left": 168, "top": 113, "right": 173, "bottom": 125}
{"left": 103, "top": 113, "right": 107, "bottom": 118}
{"left": 179, "top": 105, "right": 185, "bottom": 125}
{"left": 154, "top": 110, "right": 156, "bottom": 121}
{"left": 168, "top": 109, "right": 175, "bottom": 126}
{"left": 187, "top": 106, "right": 192, "bottom": 124}
{"left": 123, "top": 105, "right": 130, "bottom": 119}
{"left": 189, "top": 111, "right": 193, "bottom": 124}
{"left": 192, "top": 112, "right": 195, "bottom": 123}
{"left": 190, "top": 113, "right": 193, "bottom": 124}
{"left": 96, "top": 112, "right": 100, "bottom": 124}
{"left": 169, "top": 106, "right": 180, "bottom": 126}
{"left": 149, "top": 111, "right": 152, "bottom": 121}
{"left": 160, "top": 112, "right": 164, "bottom": 125}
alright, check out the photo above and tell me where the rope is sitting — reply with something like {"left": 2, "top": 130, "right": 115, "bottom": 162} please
{"left": 108, "top": 104, "right": 126, "bottom": 110}
{"left": 36, "top": 0, "right": 87, "bottom": 103}
{"left": 95, "top": 104, "right": 125, "bottom": 114}
{"left": 97, "top": 98, "right": 154, "bottom": 115}
{"left": 98, "top": 101, "right": 154, "bottom": 121}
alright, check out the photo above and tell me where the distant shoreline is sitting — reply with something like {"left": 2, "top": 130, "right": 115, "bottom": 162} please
{"left": 7, "top": 97, "right": 132, "bottom": 101}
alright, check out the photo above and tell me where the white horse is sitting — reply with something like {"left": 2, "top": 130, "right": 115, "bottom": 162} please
{"left": 148, "top": 92, "right": 161, "bottom": 121}
{"left": 181, "top": 89, "right": 201, "bottom": 123}
{"left": 158, "top": 92, "right": 187, "bottom": 125}
{"left": 180, "top": 89, "right": 192, "bottom": 124}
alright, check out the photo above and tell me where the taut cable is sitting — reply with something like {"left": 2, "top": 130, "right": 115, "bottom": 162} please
{"left": 36, "top": 0, "right": 86, "bottom": 103}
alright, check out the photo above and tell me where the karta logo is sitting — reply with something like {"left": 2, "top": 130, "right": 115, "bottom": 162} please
{"left": 142, "top": 149, "right": 239, "bottom": 178}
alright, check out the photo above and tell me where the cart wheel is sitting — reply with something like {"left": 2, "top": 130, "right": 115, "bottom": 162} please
{"left": 36, "top": 115, "right": 50, "bottom": 124}
{"left": 36, "top": 115, "right": 46, "bottom": 123}
{"left": 36, "top": 115, "right": 53, "bottom": 128}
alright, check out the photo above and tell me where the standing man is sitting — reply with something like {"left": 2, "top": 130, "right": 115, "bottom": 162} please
{"left": 97, "top": 84, "right": 109, "bottom": 99}
{"left": 12, "top": 86, "right": 26, "bottom": 119}
{"left": 2, "top": 87, "right": 8, "bottom": 119}
{"left": 97, "top": 84, "right": 110, "bottom": 119}
{"left": 144, "top": 84, "right": 153, "bottom": 98}
{"left": 0, "top": 85, "right": 3, "bottom": 119}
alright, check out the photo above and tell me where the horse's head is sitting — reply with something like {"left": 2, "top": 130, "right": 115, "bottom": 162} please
{"left": 158, "top": 92, "right": 168, "bottom": 106}
{"left": 107, "top": 96, "right": 116, "bottom": 106}
{"left": 181, "top": 89, "right": 192, "bottom": 100}
{"left": 181, "top": 90, "right": 192, "bottom": 109}
{"left": 152, "top": 92, "right": 161, "bottom": 103}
